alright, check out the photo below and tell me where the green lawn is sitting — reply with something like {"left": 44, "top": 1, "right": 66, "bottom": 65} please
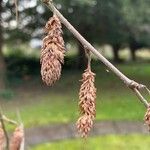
{"left": 2, "top": 63, "right": 150, "bottom": 128}
{"left": 31, "top": 134, "right": 150, "bottom": 150}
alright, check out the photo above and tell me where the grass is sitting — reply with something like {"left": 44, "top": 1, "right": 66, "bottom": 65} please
{"left": 2, "top": 63, "right": 150, "bottom": 128}
{"left": 31, "top": 134, "right": 150, "bottom": 150}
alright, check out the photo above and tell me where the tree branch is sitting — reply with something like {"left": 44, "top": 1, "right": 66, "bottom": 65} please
{"left": 14, "top": 0, "right": 19, "bottom": 25}
{"left": 42, "top": 0, "right": 149, "bottom": 108}
{"left": 0, "top": 111, "right": 9, "bottom": 150}
{"left": 0, "top": 110, "right": 18, "bottom": 150}
{"left": 2, "top": 115, "right": 18, "bottom": 126}
{"left": 133, "top": 88, "right": 149, "bottom": 108}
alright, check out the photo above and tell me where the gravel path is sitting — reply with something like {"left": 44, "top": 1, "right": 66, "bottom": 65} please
{"left": 25, "top": 121, "right": 149, "bottom": 146}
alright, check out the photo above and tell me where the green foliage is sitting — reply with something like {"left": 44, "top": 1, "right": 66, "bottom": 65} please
{"left": 0, "top": 89, "right": 14, "bottom": 100}
{"left": 4, "top": 63, "right": 150, "bottom": 128}
{"left": 6, "top": 91, "right": 145, "bottom": 127}
{"left": 4, "top": 47, "right": 24, "bottom": 58}
{"left": 32, "top": 135, "right": 150, "bottom": 150}
{"left": 3, "top": 0, "right": 150, "bottom": 47}
{"left": 121, "top": 0, "right": 150, "bottom": 45}
{"left": 6, "top": 56, "right": 40, "bottom": 77}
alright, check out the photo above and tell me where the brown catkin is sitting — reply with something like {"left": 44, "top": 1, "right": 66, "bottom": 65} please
{"left": 41, "top": 14, "right": 66, "bottom": 86}
{"left": 0, "top": 125, "right": 5, "bottom": 150}
{"left": 76, "top": 67, "right": 96, "bottom": 137}
{"left": 9, "top": 125, "right": 24, "bottom": 150}
{"left": 144, "top": 105, "right": 150, "bottom": 131}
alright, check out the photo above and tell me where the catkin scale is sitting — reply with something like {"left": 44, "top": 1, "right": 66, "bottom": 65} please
{"left": 41, "top": 15, "right": 65, "bottom": 86}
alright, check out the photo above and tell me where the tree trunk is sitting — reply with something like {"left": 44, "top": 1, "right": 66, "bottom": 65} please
{"left": 0, "top": 51, "right": 5, "bottom": 90}
{"left": 0, "top": 0, "right": 6, "bottom": 90}
{"left": 78, "top": 43, "right": 87, "bottom": 70}
{"left": 130, "top": 49, "right": 136, "bottom": 61}
{"left": 112, "top": 44, "right": 120, "bottom": 62}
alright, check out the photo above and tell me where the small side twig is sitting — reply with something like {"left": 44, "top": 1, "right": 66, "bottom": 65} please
{"left": 2, "top": 115, "right": 18, "bottom": 126}
{"left": 17, "top": 110, "right": 25, "bottom": 150}
{"left": 133, "top": 88, "right": 149, "bottom": 108}
{"left": 85, "top": 48, "right": 91, "bottom": 70}
{"left": 14, "top": 0, "right": 19, "bottom": 25}
{"left": 145, "top": 87, "right": 150, "bottom": 95}
{"left": 19, "top": 124, "right": 25, "bottom": 150}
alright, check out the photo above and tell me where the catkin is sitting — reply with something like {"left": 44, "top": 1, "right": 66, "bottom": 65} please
{"left": 9, "top": 125, "right": 24, "bottom": 150}
{"left": 0, "top": 125, "right": 5, "bottom": 150}
{"left": 41, "top": 14, "right": 66, "bottom": 86}
{"left": 77, "top": 68, "right": 96, "bottom": 137}
{"left": 144, "top": 106, "right": 150, "bottom": 131}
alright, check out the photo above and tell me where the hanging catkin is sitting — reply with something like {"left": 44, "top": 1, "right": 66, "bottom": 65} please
{"left": 76, "top": 51, "right": 96, "bottom": 137}
{"left": 144, "top": 105, "right": 150, "bottom": 131}
{"left": 41, "top": 14, "right": 66, "bottom": 86}
{"left": 0, "top": 125, "right": 5, "bottom": 150}
{"left": 9, "top": 125, "right": 24, "bottom": 150}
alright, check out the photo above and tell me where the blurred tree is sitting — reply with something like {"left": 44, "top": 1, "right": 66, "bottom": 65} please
{"left": 54, "top": 0, "right": 93, "bottom": 69}
{"left": 3, "top": 0, "right": 44, "bottom": 44}
{"left": 92, "top": 0, "right": 128, "bottom": 62}
{"left": 54, "top": 0, "right": 126, "bottom": 65}
{"left": 3, "top": 0, "right": 91, "bottom": 69}
{"left": 0, "top": 0, "right": 6, "bottom": 89}
{"left": 122, "top": 0, "right": 150, "bottom": 61}
{"left": 2, "top": 0, "right": 150, "bottom": 69}
{"left": 60, "top": 0, "right": 150, "bottom": 62}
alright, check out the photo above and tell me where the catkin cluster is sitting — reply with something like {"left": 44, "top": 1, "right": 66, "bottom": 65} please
{"left": 76, "top": 68, "right": 96, "bottom": 137}
{"left": 144, "top": 106, "right": 150, "bottom": 131}
{"left": 41, "top": 14, "right": 65, "bottom": 86}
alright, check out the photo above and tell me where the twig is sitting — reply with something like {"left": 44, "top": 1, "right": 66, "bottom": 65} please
{"left": 85, "top": 48, "right": 91, "bottom": 70}
{"left": 2, "top": 115, "right": 18, "bottom": 126}
{"left": 42, "top": 0, "right": 149, "bottom": 108}
{"left": 19, "top": 124, "right": 25, "bottom": 150}
{"left": 0, "top": 111, "right": 9, "bottom": 150}
{"left": 133, "top": 88, "right": 149, "bottom": 108}
{"left": 14, "top": 0, "right": 19, "bottom": 25}
{"left": 16, "top": 110, "right": 25, "bottom": 150}
{"left": 145, "top": 87, "right": 150, "bottom": 95}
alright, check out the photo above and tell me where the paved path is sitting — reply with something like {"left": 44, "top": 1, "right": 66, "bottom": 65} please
{"left": 25, "top": 121, "right": 149, "bottom": 146}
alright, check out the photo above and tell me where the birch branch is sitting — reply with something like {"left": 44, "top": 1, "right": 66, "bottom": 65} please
{"left": 14, "top": 0, "right": 19, "bottom": 25}
{"left": 133, "top": 88, "right": 149, "bottom": 108}
{"left": 0, "top": 110, "right": 18, "bottom": 150}
{"left": 2, "top": 115, "right": 18, "bottom": 126}
{"left": 42, "top": 0, "right": 149, "bottom": 108}
{"left": 0, "top": 111, "right": 9, "bottom": 150}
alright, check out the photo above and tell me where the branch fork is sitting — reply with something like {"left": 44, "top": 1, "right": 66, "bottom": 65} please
{"left": 0, "top": 110, "right": 19, "bottom": 150}
{"left": 128, "top": 80, "right": 145, "bottom": 90}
